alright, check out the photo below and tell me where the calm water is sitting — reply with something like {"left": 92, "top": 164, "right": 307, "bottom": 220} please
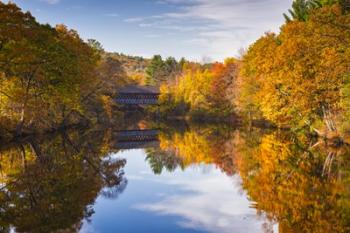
{"left": 0, "top": 123, "right": 349, "bottom": 233}
{"left": 80, "top": 149, "right": 270, "bottom": 233}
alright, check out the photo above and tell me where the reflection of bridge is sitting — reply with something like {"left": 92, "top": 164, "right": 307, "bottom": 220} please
{"left": 116, "top": 86, "right": 160, "bottom": 105}
{"left": 114, "top": 129, "right": 159, "bottom": 150}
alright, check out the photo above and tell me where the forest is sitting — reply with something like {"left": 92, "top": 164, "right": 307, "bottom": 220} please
{"left": 0, "top": 0, "right": 350, "bottom": 144}
{"left": 0, "top": 1, "right": 350, "bottom": 232}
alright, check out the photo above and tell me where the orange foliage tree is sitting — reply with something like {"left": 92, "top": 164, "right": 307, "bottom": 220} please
{"left": 238, "top": 4, "right": 350, "bottom": 133}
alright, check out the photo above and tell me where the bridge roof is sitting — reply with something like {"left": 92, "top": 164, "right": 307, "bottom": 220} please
{"left": 119, "top": 85, "right": 159, "bottom": 94}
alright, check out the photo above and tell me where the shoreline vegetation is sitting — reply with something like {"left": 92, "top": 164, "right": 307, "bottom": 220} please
{"left": 1, "top": 1, "right": 350, "bottom": 146}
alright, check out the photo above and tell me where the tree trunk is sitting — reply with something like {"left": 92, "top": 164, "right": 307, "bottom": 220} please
{"left": 15, "top": 74, "right": 34, "bottom": 137}
{"left": 15, "top": 106, "right": 25, "bottom": 136}
{"left": 322, "top": 106, "right": 337, "bottom": 132}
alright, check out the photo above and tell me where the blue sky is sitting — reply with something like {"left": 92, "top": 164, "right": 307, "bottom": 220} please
{"left": 7, "top": 0, "right": 292, "bottom": 61}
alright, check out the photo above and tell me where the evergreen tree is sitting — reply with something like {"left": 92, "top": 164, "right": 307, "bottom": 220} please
{"left": 145, "top": 55, "right": 165, "bottom": 86}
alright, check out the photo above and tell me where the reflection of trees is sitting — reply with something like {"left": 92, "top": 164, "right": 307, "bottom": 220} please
{"left": 145, "top": 148, "right": 184, "bottom": 174}
{"left": 235, "top": 130, "right": 350, "bottom": 233}
{"left": 145, "top": 126, "right": 237, "bottom": 175}
{"left": 0, "top": 128, "right": 127, "bottom": 233}
{"left": 143, "top": 124, "right": 350, "bottom": 232}
{"left": 6, "top": 122, "right": 346, "bottom": 233}
{"left": 99, "top": 157, "right": 128, "bottom": 200}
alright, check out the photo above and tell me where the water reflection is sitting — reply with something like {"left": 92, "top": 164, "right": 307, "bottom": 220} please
{"left": 0, "top": 129, "right": 127, "bottom": 233}
{"left": 133, "top": 171, "right": 267, "bottom": 233}
{"left": 0, "top": 123, "right": 348, "bottom": 232}
{"left": 234, "top": 130, "right": 350, "bottom": 233}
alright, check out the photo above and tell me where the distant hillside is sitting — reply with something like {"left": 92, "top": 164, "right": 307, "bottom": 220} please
{"left": 106, "top": 52, "right": 150, "bottom": 84}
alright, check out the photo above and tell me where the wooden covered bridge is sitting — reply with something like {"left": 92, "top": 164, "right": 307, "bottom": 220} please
{"left": 116, "top": 85, "right": 160, "bottom": 105}
{"left": 113, "top": 129, "right": 159, "bottom": 150}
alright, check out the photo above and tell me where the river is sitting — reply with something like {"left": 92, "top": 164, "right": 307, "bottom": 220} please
{"left": 0, "top": 121, "right": 349, "bottom": 233}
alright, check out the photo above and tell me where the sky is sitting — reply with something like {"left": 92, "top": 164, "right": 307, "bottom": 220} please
{"left": 6, "top": 0, "right": 293, "bottom": 61}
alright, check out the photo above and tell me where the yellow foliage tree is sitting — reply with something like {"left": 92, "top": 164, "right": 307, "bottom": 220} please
{"left": 239, "top": 5, "right": 350, "bottom": 132}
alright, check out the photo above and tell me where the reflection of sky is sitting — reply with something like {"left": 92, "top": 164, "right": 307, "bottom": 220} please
{"left": 80, "top": 149, "right": 273, "bottom": 233}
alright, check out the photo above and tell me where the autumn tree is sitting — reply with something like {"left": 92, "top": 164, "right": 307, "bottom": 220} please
{"left": 238, "top": 4, "right": 350, "bottom": 134}
{"left": 157, "top": 59, "right": 238, "bottom": 120}
{"left": 209, "top": 58, "right": 239, "bottom": 115}
{"left": 0, "top": 2, "right": 102, "bottom": 136}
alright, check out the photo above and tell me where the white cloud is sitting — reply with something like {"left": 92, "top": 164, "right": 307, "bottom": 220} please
{"left": 104, "top": 13, "right": 119, "bottom": 17}
{"left": 126, "top": 0, "right": 292, "bottom": 60}
{"left": 124, "top": 17, "right": 144, "bottom": 23}
{"left": 133, "top": 172, "right": 273, "bottom": 233}
{"left": 40, "top": 0, "right": 60, "bottom": 4}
